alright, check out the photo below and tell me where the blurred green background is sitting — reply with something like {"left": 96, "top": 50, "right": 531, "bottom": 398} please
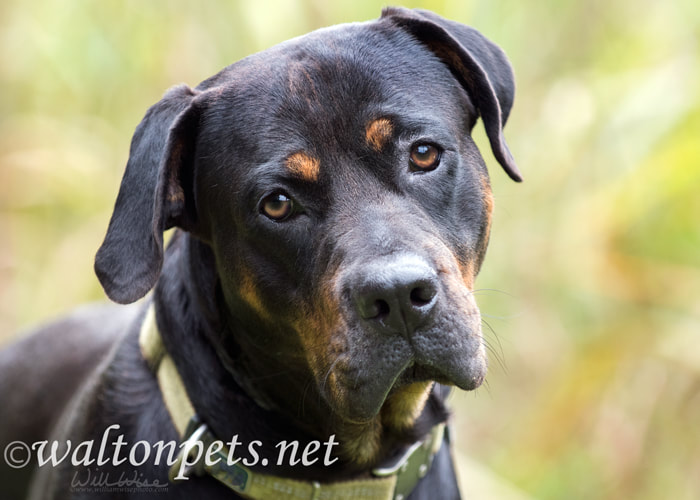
{"left": 1, "top": 0, "right": 698, "bottom": 498}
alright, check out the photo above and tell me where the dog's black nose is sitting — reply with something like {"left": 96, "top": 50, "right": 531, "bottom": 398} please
{"left": 351, "top": 256, "right": 439, "bottom": 335}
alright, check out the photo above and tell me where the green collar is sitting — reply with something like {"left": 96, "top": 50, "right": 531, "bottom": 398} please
{"left": 139, "top": 305, "right": 446, "bottom": 500}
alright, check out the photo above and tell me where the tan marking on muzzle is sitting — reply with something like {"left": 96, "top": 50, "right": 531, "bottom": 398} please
{"left": 285, "top": 152, "right": 320, "bottom": 182}
{"left": 381, "top": 381, "right": 434, "bottom": 431}
{"left": 339, "top": 418, "right": 383, "bottom": 466}
{"left": 365, "top": 118, "right": 393, "bottom": 151}
{"left": 238, "top": 269, "right": 270, "bottom": 321}
{"left": 473, "top": 172, "right": 495, "bottom": 279}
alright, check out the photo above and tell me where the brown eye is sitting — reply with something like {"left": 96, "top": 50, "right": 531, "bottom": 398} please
{"left": 409, "top": 143, "right": 441, "bottom": 172}
{"left": 261, "top": 192, "right": 294, "bottom": 221}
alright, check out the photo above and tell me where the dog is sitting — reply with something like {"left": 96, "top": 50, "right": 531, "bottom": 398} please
{"left": 0, "top": 7, "right": 521, "bottom": 499}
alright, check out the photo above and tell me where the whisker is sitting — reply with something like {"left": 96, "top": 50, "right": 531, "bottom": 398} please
{"left": 481, "top": 319, "right": 508, "bottom": 374}
{"left": 481, "top": 379, "right": 493, "bottom": 397}
{"left": 320, "top": 357, "right": 341, "bottom": 394}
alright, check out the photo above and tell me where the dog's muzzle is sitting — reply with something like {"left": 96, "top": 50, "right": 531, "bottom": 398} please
{"left": 326, "top": 253, "right": 486, "bottom": 421}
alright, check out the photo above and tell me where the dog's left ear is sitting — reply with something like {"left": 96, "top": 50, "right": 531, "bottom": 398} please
{"left": 381, "top": 7, "right": 522, "bottom": 182}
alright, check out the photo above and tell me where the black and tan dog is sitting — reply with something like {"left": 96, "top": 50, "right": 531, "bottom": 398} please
{"left": 0, "top": 7, "right": 521, "bottom": 500}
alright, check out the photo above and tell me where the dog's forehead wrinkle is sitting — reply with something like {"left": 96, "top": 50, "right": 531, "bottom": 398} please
{"left": 283, "top": 45, "right": 383, "bottom": 105}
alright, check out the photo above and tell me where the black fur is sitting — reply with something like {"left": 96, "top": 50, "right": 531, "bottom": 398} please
{"left": 0, "top": 8, "right": 518, "bottom": 499}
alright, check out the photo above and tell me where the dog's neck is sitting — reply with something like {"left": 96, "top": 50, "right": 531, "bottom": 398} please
{"left": 153, "top": 233, "right": 448, "bottom": 478}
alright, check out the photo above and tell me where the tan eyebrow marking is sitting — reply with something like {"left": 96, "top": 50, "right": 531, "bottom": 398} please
{"left": 285, "top": 152, "right": 320, "bottom": 182}
{"left": 365, "top": 118, "right": 394, "bottom": 151}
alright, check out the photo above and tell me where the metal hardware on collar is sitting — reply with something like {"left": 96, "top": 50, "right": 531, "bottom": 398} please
{"left": 168, "top": 417, "right": 256, "bottom": 494}
{"left": 372, "top": 441, "right": 424, "bottom": 477}
{"left": 372, "top": 423, "right": 445, "bottom": 500}
{"left": 310, "top": 481, "right": 321, "bottom": 500}
{"left": 168, "top": 421, "right": 208, "bottom": 482}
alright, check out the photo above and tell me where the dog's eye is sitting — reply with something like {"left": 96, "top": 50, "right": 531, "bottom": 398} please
{"left": 409, "top": 143, "right": 441, "bottom": 172}
{"left": 260, "top": 192, "right": 294, "bottom": 221}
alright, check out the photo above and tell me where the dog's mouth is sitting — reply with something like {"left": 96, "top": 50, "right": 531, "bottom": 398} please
{"left": 326, "top": 330, "right": 487, "bottom": 424}
{"left": 389, "top": 350, "right": 487, "bottom": 400}
{"left": 392, "top": 361, "right": 453, "bottom": 390}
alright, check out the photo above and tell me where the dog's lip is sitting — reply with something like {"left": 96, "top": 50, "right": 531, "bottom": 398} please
{"left": 390, "top": 362, "right": 451, "bottom": 393}
{"left": 419, "top": 353, "right": 487, "bottom": 391}
{"left": 389, "top": 357, "right": 484, "bottom": 395}
{"left": 336, "top": 355, "right": 486, "bottom": 423}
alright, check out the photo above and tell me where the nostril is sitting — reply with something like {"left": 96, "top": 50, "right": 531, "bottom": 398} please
{"left": 374, "top": 299, "right": 390, "bottom": 318}
{"left": 409, "top": 283, "right": 437, "bottom": 306}
{"left": 357, "top": 296, "right": 391, "bottom": 320}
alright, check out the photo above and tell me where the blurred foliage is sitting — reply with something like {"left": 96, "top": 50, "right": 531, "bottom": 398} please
{"left": 1, "top": 0, "right": 698, "bottom": 498}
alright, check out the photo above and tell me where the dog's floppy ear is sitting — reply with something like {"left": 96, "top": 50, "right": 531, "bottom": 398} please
{"left": 381, "top": 7, "right": 522, "bottom": 182}
{"left": 95, "top": 84, "right": 203, "bottom": 304}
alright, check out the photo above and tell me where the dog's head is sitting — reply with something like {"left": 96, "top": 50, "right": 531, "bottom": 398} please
{"left": 96, "top": 8, "right": 519, "bottom": 434}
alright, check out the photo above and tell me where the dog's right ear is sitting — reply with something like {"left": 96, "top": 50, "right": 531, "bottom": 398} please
{"left": 95, "top": 84, "right": 204, "bottom": 304}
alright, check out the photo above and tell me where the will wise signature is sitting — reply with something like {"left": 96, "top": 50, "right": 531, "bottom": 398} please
{"left": 71, "top": 468, "right": 168, "bottom": 490}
